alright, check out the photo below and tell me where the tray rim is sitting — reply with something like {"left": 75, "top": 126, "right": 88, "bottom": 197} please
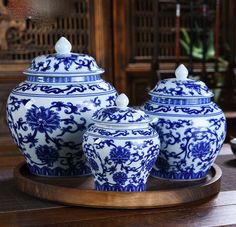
{"left": 14, "top": 162, "right": 222, "bottom": 209}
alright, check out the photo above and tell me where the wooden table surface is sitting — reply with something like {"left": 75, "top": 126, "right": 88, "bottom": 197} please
{"left": 0, "top": 144, "right": 236, "bottom": 227}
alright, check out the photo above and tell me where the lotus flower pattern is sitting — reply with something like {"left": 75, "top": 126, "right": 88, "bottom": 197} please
{"left": 191, "top": 141, "right": 210, "bottom": 158}
{"left": 26, "top": 106, "right": 60, "bottom": 133}
{"left": 112, "top": 172, "right": 128, "bottom": 185}
{"left": 36, "top": 145, "right": 59, "bottom": 166}
{"left": 110, "top": 146, "right": 131, "bottom": 164}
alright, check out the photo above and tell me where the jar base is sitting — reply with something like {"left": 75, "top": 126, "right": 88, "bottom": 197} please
{"left": 150, "top": 168, "right": 209, "bottom": 181}
{"left": 95, "top": 182, "right": 147, "bottom": 192}
{"left": 27, "top": 164, "right": 92, "bottom": 177}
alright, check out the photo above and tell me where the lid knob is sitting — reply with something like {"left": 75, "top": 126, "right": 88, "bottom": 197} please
{"left": 175, "top": 64, "right": 188, "bottom": 80}
{"left": 115, "top": 93, "right": 129, "bottom": 108}
{"left": 55, "top": 37, "right": 72, "bottom": 54}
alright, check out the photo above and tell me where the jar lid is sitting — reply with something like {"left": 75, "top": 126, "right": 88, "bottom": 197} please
{"left": 24, "top": 37, "right": 104, "bottom": 76}
{"left": 149, "top": 64, "right": 213, "bottom": 99}
{"left": 93, "top": 93, "right": 151, "bottom": 125}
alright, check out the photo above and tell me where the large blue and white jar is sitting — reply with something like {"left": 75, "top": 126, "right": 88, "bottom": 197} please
{"left": 142, "top": 64, "right": 226, "bottom": 180}
{"left": 82, "top": 94, "right": 160, "bottom": 191}
{"left": 6, "top": 37, "right": 117, "bottom": 177}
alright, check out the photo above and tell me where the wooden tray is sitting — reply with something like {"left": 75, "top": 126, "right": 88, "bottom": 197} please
{"left": 14, "top": 162, "right": 222, "bottom": 209}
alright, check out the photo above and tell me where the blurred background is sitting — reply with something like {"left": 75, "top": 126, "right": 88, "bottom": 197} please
{"left": 0, "top": 0, "right": 236, "bottom": 151}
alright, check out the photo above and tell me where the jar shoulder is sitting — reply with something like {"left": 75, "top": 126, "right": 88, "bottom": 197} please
{"left": 9, "top": 79, "right": 116, "bottom": 97}
{"left": 85, "top": 125, "right": 159, "bottom": 140}
{"left": 142, "top": 101, "right": 224, "bottom": 117}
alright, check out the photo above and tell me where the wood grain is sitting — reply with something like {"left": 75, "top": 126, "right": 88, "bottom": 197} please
{"left": 14, "top": 163, "right": 222, "bottom": 209}
{"left": 0, "top": 191, "right": 236, "bottom": 227}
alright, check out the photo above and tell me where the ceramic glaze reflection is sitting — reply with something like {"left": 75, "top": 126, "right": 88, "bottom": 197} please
{"left": 142, "top": 64, "right": 226, "bottom": 180}
{"left": 6, "top": 37, "right": 117, "bottom": 177}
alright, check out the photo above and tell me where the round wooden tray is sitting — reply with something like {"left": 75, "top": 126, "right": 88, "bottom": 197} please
{"left": 14, "top": 162, "right": 222, "bottom": 209}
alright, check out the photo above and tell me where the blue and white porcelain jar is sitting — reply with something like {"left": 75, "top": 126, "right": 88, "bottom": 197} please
{"left": 142, "top": 64, "right": 226, "bottom": 180}
{"left": 6, "top": 37, "right": 117, "bottom": 177}
{"left": 82, "top": 94, "right": 160, "bottom": 191}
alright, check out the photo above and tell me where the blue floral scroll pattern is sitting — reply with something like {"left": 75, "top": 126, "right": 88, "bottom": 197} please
{"left": 151, "top": 116, "right": 226, "bottom": 180}
{"left": 143, "top": 102, "right": 222, "bottom": 117}
{"left": 151, "top": 79, "right": 210, "bottom": 97}
{"left": 12, "top": 81, "right": 115, "bottom": 96}
{"left": 87, "top": 125, "right": 157, "bottom": 138}
{"left": 6, "top": 95, "right": 116, "bottom": 176}
{"left": 26, "top": 106, "right": 61, "bottom": 133}
{"left": 83, "top": 137, "right": 159, "bottom": 191}
{"left": 30, "top": 59, "right": 51, "bottom": 72}
{"left": 93, "top": 107, "right": 148, "bottom": 124}
{"left": 29, "top": 54, "right": 100, "bottom": 73}
{"left": 35, "top": 145, "right": 59, "bottom": 167}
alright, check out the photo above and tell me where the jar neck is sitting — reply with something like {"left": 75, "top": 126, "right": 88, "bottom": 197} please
{"left": 151, "top": 96, "right": 212, "bottom": 105}
{"left": 26, "top": 74, "right": 102, "bottom": 83}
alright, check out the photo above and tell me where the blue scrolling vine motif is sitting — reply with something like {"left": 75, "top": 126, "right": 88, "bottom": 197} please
{"left": 88, "top": 125, "right": 157, "bottom": 138}
{"left": 151, "top": 116, "right": 226, "bottom": 180}
{"left": 36, "top": 145, "right": 59, "bottom": 167}
{"left": 153, "top": 86, "right": 184, "bottom": 96}
{"left": 12, "top": 82, "right": 115, "bottom": 96}
{"left": 7, "top": 96, "right": 30, "bottom": 112}
{"left": 6, "top": 96, "right": 103, "bottom": 176}
{"left": 94, "top": 107, "right": 148, "bottom": 124}
{"left": 152, "top": 79, "right": 210, "bottom": 97}
{"left": 31, "top": 59, "right": 51, "bottom": 72}
{"left": 83, "top": 136, "right": 159, "bottom": 191}
{"left": 29, "top": 54, "right": 98, "bottom": 73}
{"left": 8, "top": 100, "right": 88, "bottom": 150}
{"left": 173, "top": 105, "right": 215, "bottom": 115}
{"left": 183, "top": 81, "right": 208, "bottom": 95}
{"left": 143, "top": 102, "right": 171, "bottom": 113}
{"left": 143, "top": 102, "right": 222, "bottom": 117}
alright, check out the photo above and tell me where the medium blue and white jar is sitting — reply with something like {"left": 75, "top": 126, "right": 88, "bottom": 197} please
{"left": 6, "top": 37, "right": 117, "bottom": 177}
{"left": 82, "top": 94, "right": 160, "bottom": 191}
{"left": 142, "top": 64, "right": 226, "bottom": 180}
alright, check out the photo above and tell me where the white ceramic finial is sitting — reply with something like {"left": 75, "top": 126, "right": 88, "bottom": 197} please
{"left": 55, "top": 37, "right": 72, "bottom": 54}
{"left": 116, "top": 93, "right": 129, "bottom": 108}
{"left": 175, "top": 64, "right": 188, "bottom": 80}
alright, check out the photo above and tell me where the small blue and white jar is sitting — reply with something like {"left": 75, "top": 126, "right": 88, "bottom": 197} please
{"left": 6, "top": 37, "right": 117, "bottom": 177}
{"left": 142, "top": 64, "right": 226, "bottom": 180}
{"left": 83, "top": 94, "right": 160, "bottom": 191}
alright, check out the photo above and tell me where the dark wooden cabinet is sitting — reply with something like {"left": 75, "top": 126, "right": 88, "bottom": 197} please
{"left": 113, "top": 0, "right": 236, "bottom": 106}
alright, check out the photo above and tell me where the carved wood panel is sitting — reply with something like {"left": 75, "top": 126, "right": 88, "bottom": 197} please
{"left": 130, "top": 0, "right": 216, "bottom": 62}
{"left": 1, "top": 0, "right": 92, "bottom": 61}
